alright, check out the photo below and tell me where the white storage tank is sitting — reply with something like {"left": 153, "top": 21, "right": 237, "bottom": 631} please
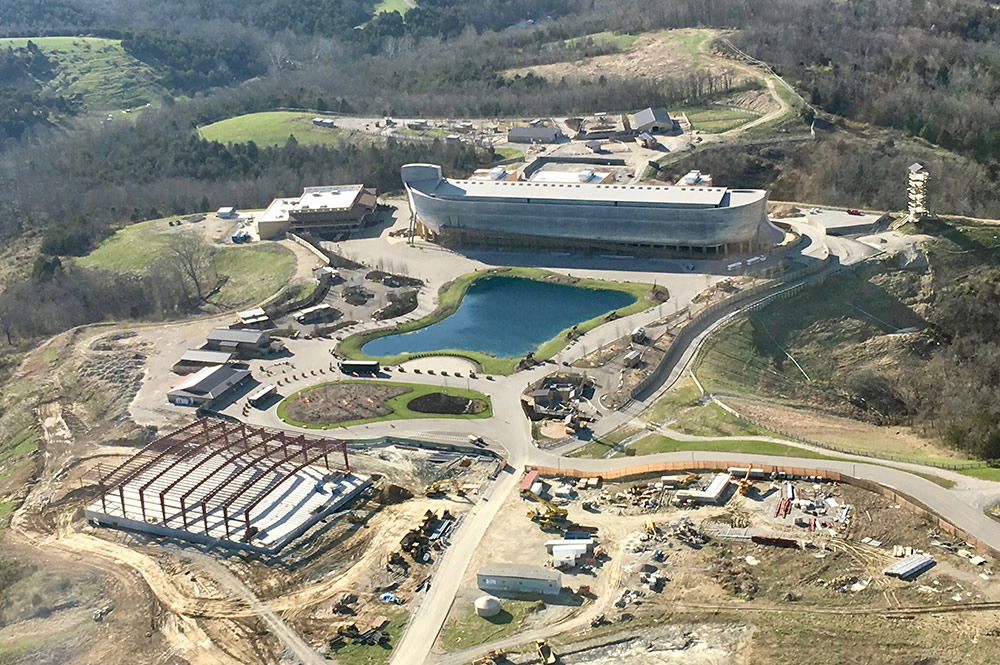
{"left": 474, "top": 595, "right": 501, "bottom": 617}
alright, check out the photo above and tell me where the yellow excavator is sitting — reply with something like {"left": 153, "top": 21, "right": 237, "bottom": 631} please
{"left": 524, "top": 490, "right": 568, "bottom": 527}
{"left": 737, "top": 467, "right": 754, "bottom": 496}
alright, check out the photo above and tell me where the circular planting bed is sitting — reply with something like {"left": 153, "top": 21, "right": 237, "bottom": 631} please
{"left": 407, "top": 392, "right": 488, "bottom": 415}
{"left": 282, "top": 383, "right": 409, "bottom": 426}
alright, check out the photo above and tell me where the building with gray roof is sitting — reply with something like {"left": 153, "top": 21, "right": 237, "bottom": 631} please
{"left": 507, "top": 126, "right": 562, "bottom": 144}
{"left": 167, "top": 365, "right": 251, "bottom": 407}
{"left": 477, "top": 564, "right": 562, "bottom": 596}
{"left": 631, "top": 107, "right": 673, "bottom": 133}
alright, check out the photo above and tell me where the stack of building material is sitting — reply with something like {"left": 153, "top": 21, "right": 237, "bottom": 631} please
{"left": 884, "top": 553, "right": 935, "bottom": 579}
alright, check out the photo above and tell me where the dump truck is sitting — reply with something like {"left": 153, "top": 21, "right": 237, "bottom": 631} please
{"left": 536, "top": 640, "right": 556, "bottom": 665}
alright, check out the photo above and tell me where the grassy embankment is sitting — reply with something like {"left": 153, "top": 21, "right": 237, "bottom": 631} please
{"left": 0, "top": 36, "right": 166, "bottom": 109}
{"left": 200, "top": 111, "right": 345, "bottom": 146}
{"left": 679, "top": 106, "right": 761, "bottom": 133}
{"left": 440, "top": 590, "right": 581, "bottom": 651}
{"left": 77, "top": 216, "right": 298, "bottom": 308}
{"left": 338, "top": 267, "right": 657, "bottom": 375}
{"left": 278, "top": 380, "right": 492, "bottom": 429}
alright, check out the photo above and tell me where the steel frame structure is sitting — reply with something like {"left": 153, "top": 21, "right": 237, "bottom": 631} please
{"left": 95, "top": 419, "right": 350, "bottom": 541}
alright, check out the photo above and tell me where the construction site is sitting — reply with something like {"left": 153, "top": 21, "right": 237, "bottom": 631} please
{"left": 440, "top": 465, "right": 1000, "bottom": 665}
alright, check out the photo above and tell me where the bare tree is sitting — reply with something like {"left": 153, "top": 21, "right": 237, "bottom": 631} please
{"left": 165, "top": 234, "right": 218, "bottom": 304}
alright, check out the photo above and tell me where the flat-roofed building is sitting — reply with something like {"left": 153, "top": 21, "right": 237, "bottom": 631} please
{"left": 167, "top": 365, "right": 251, "bottom": 407}
{"left": 257, "top": 185, "right": 377, "bottom": 239}
{"left": 402, "top": 163, "right": 782, "bottom": 256}
{"left": 477, "top": 564, "right": 561, "bottom": 596}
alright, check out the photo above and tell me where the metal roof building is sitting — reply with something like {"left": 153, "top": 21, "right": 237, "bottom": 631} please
{"left": 507, "top": 126, "right": 561, "bottom": 144}
{"left": 477, "top": 564, "right": 562, "bottom": 596}
{"left": 402, "top": 163, "right": 781, "bottom": 256}
{"left": 631, "top": 107, "right": 672, "bottom": 133}
{"left": 167, "top": 365, "right": 251, "bottom": 407}
{"left": 172, "top": 349, "right": 237, "bottom": 374}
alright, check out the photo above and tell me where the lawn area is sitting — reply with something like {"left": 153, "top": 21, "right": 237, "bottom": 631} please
{"left": 493, "top": 147, "right": 524, "bottom": 161}
{"left": 338, "top": 267, "right": 658, "bottom": 375}
{"left": 679, "top": 106, "right": 760, "bottom": 133}
{"left": 958, "top": 467, "right": 1000, "bottom": 483}
{"left": 439, "top": 596, "right": 546, "bottom": 651}
{"left": 211, "top": 244, "right": 297, "bottom": 308}
{"left": 200, "top": 112, "right": 344, "bottom": 146}
{"left": 671, "top": 402, "right": 772, "bottom": 438}
{"left": 76, "top": 217, "right": 172, "bottom": 272}
{"left": 0, "top": 37, "right": 165, "bottom": 109}
{"left": 373, "top": 0, "right": 414, "bottom": 15}
{"left": 661, "top": 28, "right": 715, "bottom": 62}
{"left": 78, "top": 217, "right": 297, "bottom": 309}
{"left": 278, "top": 380, "right": 493, "bottom": 429}
{"left": 645, "top": 377, "right": 703, "bottom": 422}
{"left": 622, "top": 434, "right": 842, "bottom": 460}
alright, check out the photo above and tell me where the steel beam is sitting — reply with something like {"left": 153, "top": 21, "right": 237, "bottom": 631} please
{"left": 130, "top": 420, "right": 227, "bottom": 521}
{"left": 143, "top": 423, "right": 239, "bottom": 525}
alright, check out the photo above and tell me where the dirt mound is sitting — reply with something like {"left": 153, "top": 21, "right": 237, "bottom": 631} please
{"left": 407, "top": 392, "right": 487, "bottom": 415}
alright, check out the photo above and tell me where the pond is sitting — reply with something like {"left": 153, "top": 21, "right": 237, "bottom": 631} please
{"left": 363, "top": 276, "right": 636, "bottom": 358}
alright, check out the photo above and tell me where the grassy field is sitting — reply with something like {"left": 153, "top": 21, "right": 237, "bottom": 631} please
{"left": 958, "top": 467, "right": 1000, "bottom": 483}
{"left": 373, "top": 0, "right": 414, "bottom": 14}
{"left": 76, "top": 218, "right": 171, "bottom": 272}
{"left": 211, "top": 244, "right": 297, "bottom": 308}
{"left": 439, "top": 596, "right": 547, "bottom": 651}
{"left": 671, "top": 402, "right": 772, "bottom": 438}
{"left": 278, "top": 380, "right": 492, "bottom": 429}
{"left": 0, "top": 37, "right": 165, "bottom": 109}
{"left": 680, "top": 106, "right": 761, "bottom": 133}
{"left": 78, "top": 216, "right": 297, "bottom": 309}
{"left": 661, "top": 28, "right": 715, "bottom": 63}
{"left": 200, "top": 111, "right": 344, "bottom": 146}
{"left": 645, "top": 377, "right": 703, "bottom": 422}
{"left": 493, "top": 147, "right": 524, "bottom": 160}
{"left": 337, "top": 267, "right": 657, "bottom": 375}
{"left": 561, "top": 31, "right": 638, "bottom": 50}
{"left": 621, "top": 434, "right": 842, "bottom": 460}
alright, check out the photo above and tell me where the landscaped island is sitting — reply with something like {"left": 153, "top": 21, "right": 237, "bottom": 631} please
{"left": 338, "top": 267, "right": 665, "bottom": 375}
{"left": 278, "top": 380, "right": 492, "bottom": 429}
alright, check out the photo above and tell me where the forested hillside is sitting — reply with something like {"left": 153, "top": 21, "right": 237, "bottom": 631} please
{"left": 0, "top": 0, "right": 999, "bottom": 410}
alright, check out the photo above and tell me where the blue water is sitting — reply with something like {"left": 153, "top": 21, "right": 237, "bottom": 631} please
{"left": 363, "top": 276, "right": 636, "bottom": 358}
